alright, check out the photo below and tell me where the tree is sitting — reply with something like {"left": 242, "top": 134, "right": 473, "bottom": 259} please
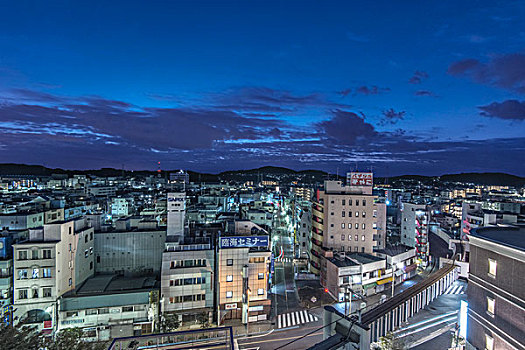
{"left": 378, "top": 331, "right": 406, "bottom": 350}
{"left": 0, "top": 323, "right": 44, "bottom": 350}
{"left": 160, "top": 314, "right": 180, "bottom": 332}
{"left": 197, "top": 312, "right": 210, "bottom": 329}
{"left": 47, "top": 327, "right": 107, "bottom": 350}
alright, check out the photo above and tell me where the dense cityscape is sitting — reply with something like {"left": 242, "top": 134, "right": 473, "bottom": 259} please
{"left": 0, "top": 167, "right": 523, "bottom": 349}
{"left": 1, "top": 1, "right": 524, "bottom": 349}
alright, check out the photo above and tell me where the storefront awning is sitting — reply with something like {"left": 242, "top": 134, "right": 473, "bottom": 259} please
{"left": 376, "top": 277, "right": 393, "bottom": 285}
{"left": 363, "top": 282, "right": 377, "bottom": 290}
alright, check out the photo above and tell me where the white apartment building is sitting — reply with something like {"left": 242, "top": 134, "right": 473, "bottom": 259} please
{"left": 110, "top": 198, "right": 129, "bottom": 217}
{"left": 12, "top": 218, "right": 94, "bottom": 331}
{"left": 167, "top": 193, "right": 186, "bottom": 238}
{"left": 400, "top": 203, "right": 429, "bottom": 264}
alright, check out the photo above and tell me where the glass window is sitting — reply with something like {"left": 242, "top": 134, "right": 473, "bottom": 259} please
{"left": 342, "top": 200, "right": 345, "bottom": 205}
{"left": 226, "top": 275, "right": 233, "bottom": 282}
{"left": 348, "top": 211, "right": 352, "bottom": 217}
{"left": 485, "top": 334, "right": 494, "bottom": 350}
{"left": 356, "top": 200, "right": 359, "bottom": 206}
{"left": 362, "top": 235, "right": 365, "bottom": 241}
{"left": 348, "top": 235, "right": 352, "bottom": 241}
{"left": 18, "top": 251, "right": 27, "bottom": 260}
{"left": 19, "top": 289, "right": 28, "bottom": 299}
{"left": 355, "top": 211, "right": 359, "bottom": 217}
{"left": 66, "top": 311, "right": 78, "bottom": 318}
{"left": 487, "top": 297, "right": 495, "bottom": 316}
{"left": 341, "top": 234, "right": 345, "bottom": 241}
{"left": 32, "top": 250, "right": 38, "bottom": 260}
{"left": 488, "top": 259, "right": 497, "bottom": 277}
{"left": 43, "top": 249, "right": 52, "bottom": 259}
{"left": 355, "top": 223, "right": 358, "bottom": 229}
{"left": 122, "top": 306, "right": 133, "bottom": 312}
{"left": 258, "top": 272, "right": 264, "bottom": 279}
{"left": 341, "top": 223, "right": 345, "bottom": 229}
{"left": 355, "top": 235, "right": 358, "bottom": 241}
{"left": 362, "top": 223, "right": 366, "bottom": 229}
{"left": 32, "top": 288, "right": 39, "bottom": 298}
{"left": 86, "top": 309, "right": 98, "bottom": 315}
{"left": 99, "top": 308, "right": 109, "bottom": 314}
{"left": 227, "top": 259, "right": 233, "bottom": 266}
{"left": 32, "top": 268, "right": 39, "bottom": 279}
{"left": 43, "top": 288, "right": 52, "bottom": 297}
{"left": 257, "top": 288, "right": 264, "bottom": 295}
{"left": 363, "top": 200, "right": 366, "bottom": 206}
{"left": 362, "top": 212, "right": 366, "bottom": 218}
{"left": 18, "top": 269, "right": 27, "bottom": 279}
{"left": 226, "top": 291, "right": 233, "bottom": 298}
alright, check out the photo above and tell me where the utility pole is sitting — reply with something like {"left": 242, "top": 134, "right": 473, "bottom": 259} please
{"left": 391, "top": 262, "right": 395, "bottom": 298}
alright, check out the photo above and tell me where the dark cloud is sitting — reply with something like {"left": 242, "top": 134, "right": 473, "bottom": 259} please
{"left": 337, "top": 86, "right": 390, "bottom": 97}
{"left": 316, "top": 110, "right": 376, "bottom": 145}
{"left": 478, "top": 100, "right": 525, "bottom": 120}
{"left": 409, "top": 71, "right": 429, "bottom": 84}
{"left": 414, "top": 90, "right": 437, "bottom": 97}
{"left": 1, "top": 88, "right": 523, "bottom": 176}
{"left": 448, "top": 53, "right": 525, "bottom": 94}
{"left": 379, "top": 108, "right": 406, "bottom": 126}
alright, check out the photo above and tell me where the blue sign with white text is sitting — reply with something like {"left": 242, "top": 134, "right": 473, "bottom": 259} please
{"left": 220, "top": 236, "right": 269, "bottom": 248}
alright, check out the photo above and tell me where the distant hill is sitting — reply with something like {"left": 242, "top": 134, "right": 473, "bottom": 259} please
{"left": 0, "top": 163, "right": 522, "bottom": 186}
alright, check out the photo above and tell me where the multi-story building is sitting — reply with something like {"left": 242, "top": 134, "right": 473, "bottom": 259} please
{"left": 218, "top": 221, "right": 271, "bottom": 324}
{"left": 467, "top": 226, "right": 525, "bottom": 350}
{"left": 12, "top": 218, "right": 94, "bottom": 331}
{"left": 58, "top": 275, "right": 159, "bottom": 341}
{"left": 295, "top": 200, "right": 311, "bottom": 260}
{"left": 310, "top": 177, "right": 385, "bottom": 275}
{"left": 110, "top": 197, "right": 129, "bottom": 218}
{"left": 0, "top": 211, "right": 44, "bottom": 230}
{"left": 167, "top": 193, "right": 186, "bottom": 239}
{"left": 400, "top": 203, "right": 429, "bottom": 264}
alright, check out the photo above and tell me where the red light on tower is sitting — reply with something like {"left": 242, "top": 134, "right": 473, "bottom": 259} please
{"left": 324, "top": 288, "right": 329, "bottom": 293}
{"left": 157, "top": 161, "right": 161, "bottom": 173}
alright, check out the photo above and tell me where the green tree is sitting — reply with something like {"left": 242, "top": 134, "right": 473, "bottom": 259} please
{"left": 378, "top": 331, "right": 406, "bottom": 350}
{"left": 197, "top": 312, "right": 210, "bottom": 329}
{"left": 47, "top": 327, "right": 107, "bottom": 350}
{"left": 0, "top": 323, "right": 44, "bottom": 350}
{"left": 160, "top": 314, "right": 180, "bottom": 332}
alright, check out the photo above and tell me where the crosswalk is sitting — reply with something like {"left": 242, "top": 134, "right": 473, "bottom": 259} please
{"left": 443, "top": 284, "right": 465, "bottom": 295}
{"left": 276, "top": 310, "right": 319, "bottom": 329}
{"left": 275, "top": 257, "right": 292, "bottom": 263}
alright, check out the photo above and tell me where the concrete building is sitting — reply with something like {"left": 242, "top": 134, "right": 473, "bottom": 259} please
{"left": 110, "top": 198, "right": 129, "bottom": 218}
{"left": 94, "top": 227, "right": 166, "bottom": 277}
{"left": 400, "top": 203, "right": 429, "bottom": 265}
{"left": 295, "top": 200, "right": 311, "bottom": 260}
{"left": 0, "top": 211, "right": 44, "bottom": 230}
{"left": 12, "top": 218, "right": 94, "bottom": 331}
{"left": 310, "top": 178, "right": 385, "bottom": 275}
{"left": 161, "top": 237, "right": 215, "bottom": 327}
{"left": 218, "top": 221, "right": 271, "bottom": 324}
{"left": 58, "top": 275, "right": 159, "bottom": 341}
{"left": 467, "top": 227, "right": 525, "bottom": 350}
{"left": 167, "top": 193, "right": 186, "bottom": 239}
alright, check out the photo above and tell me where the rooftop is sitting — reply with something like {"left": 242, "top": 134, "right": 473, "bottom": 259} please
{"left": 470, "top": 226, "right": 525, "bottom": 251}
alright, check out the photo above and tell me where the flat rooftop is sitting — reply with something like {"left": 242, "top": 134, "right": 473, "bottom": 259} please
{"left": 470, "top": 226, "right": 525, "bottom": 251}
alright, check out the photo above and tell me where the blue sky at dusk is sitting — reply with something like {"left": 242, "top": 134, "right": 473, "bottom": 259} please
{"left": 0, "top": 0, "right": 524, "bottom": 175}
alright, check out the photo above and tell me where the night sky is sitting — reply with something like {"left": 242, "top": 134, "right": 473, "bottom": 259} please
{"left": 0, "top": 1, "right": 524, "bottom": 176}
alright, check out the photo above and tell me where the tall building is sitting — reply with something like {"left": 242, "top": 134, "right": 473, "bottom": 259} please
{"left": 12, "top": 218, "right": 94, "bottom": 331}
{"left": 218, "top": 221, "right": 271, "bottom": 324}
{"left": 310, "top": 176, "right": 385, "bottom": 275}
{"left": 167, "top": 193, "right": 186, "bottom": 239}
{"left": 467, "top": 226, "right": 525, "bottom": 350}
{"left": 400, "top": 203, "right": 429, "bottom": 264}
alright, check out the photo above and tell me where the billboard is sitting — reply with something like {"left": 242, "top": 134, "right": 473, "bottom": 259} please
{"left": 348, "top": 172, "right": 373, "bottom": 186}
{"left": 220, "top": 236, "right": 269, "bottom": 248}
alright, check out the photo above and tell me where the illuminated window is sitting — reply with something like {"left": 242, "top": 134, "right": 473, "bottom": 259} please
{"left": 341, "top": 223, "right": 345, "bottom": 229}
{"left": 257, "top": 288, "right": 264, "bottom": 295}
{"left": 258, "top": 273, "right": 264, "bottom": 279}
{"left": 488, "top": 259, "right": 497, "bottom": 277}
{"left": 226, "top": 275, "right": 233, "bottom": 282}
{"left": 355, "top": 211, "right": 359, "bottom": 217}
{"left": 226, "top": 291, "right": 233, "bottom": 298}
{"left": 485, "top": 334, "right": 494, "bottom": 350}
{"left": 362, "top": 235, "right": 365, "bottom": 241}
{"left": 487, "top": 296, "right": 495, "bottom": 316}
{"left": 348, "top": 235, "right": 352, "bottom": 241}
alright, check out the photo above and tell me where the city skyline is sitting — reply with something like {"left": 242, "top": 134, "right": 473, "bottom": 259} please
{"left": 1, "top": 1, "right": 524, "bottom": 176}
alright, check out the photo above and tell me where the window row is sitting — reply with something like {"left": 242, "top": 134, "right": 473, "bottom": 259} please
{"left": 338, "top": 223, "right": 367, "bottom": 230}
{"left": 66, "top": 305, "right": 146, "bottom": 317}
{"left": 170, "top": 259, "right": 207, "bottom": 269}
{"left": 18, "top": 249, "right": 52, "bottom": 261}
{"left": 340, "top": 234, "right": 366, "bottom": 241}
{"left": 339, "top": 211, "right": 366, "bottom": 218}
{"left": 18, "top": 287, "right": 52, "bottom": 299}
{"left": 249, "top": 257, "right": 266, "bottom": 263}
{"left": 169, "top": 293, "right": 207, "bottom": 304}
{"left": 225, "top": 272, "right": 264, "bottom": 282}
{"left": 225, "top": 288, "right": 264, "bottom": 298}
{"left": 18, "top": 268, "right": 52, "bottom": 280}
{"left": 169, "top": 277, "right": 206, "bottom": 286}
{"left": 332, "top": 199, "right": 366, "bottom": 206}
